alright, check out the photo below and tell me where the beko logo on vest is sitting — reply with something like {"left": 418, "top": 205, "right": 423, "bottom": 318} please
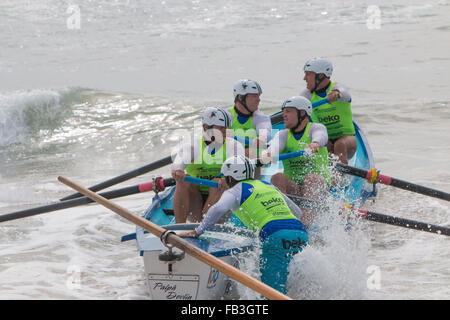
{"left": 261, "top": 197, "right": 283, "bottom": 207}
{"left": 318, "top": 114, "right": 340, "bottom": 124}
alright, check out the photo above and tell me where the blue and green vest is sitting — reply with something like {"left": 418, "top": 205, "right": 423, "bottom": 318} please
{"left": 281, "top": 123, "right": 331, "bottom": 185}
{"left": 229, "top": 106, "right": 257, "bottom": 148}
{"left": 233, "top": 180, "right": 299, "bottom": 233}
{"left": 185, "top": 137, "right": 227, "bottom": 195}
{"left": 310, "top": 82, "right": 355, "bottom": 140}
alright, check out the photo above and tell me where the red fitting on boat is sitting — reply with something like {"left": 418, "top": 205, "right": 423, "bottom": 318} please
{"left": 138, "top": 177, "right": 166, "bottom": 193}
{"left": 355, "top": 208, "right": 368, "bottom": 219}
{"left": 154, "top": 177, "right": 166, "bottom": 192}
{"left": 377, "top": 174, "right": 392, "bottom": 185}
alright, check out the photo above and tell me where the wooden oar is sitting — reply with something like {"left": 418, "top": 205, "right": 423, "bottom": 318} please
{"left": 287, "top": 194, "right": 450, "bottom": 237}
{"left": 59, "top": 155, "right": 173, "bottom": 201}
{"left": 334, "top": 163, "right": 450, "bottom": 202}
{"left": 57, "top": 175, "right": 292, "bottom": 300}
{"left": 0, "top": 178, "right": 175, "bottom": 223}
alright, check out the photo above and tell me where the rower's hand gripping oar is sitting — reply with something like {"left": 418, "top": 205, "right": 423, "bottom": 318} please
{"left": 334, "top": 163, "right": 450, "bottom": 202}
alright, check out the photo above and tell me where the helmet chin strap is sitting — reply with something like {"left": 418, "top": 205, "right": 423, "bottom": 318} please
{"left": 235, "top": 95, "right": 253, "bottom": 116}
{"left": 312, "top": 73, "right": 329, "bottom": 93}
{"left": 291, "top": 110, "right": 308, "bottom": 133}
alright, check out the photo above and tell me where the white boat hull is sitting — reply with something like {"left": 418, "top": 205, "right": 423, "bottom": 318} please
{"left": 143, "top": 250, "right": 238, "bottom": 300}
{"left": 135, "top": 223, "right": 255, "bottom": 300}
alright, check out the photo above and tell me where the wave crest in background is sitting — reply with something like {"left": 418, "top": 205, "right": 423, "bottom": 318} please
{"left": 0, "top": 88, "right": 83, "bottom": 147}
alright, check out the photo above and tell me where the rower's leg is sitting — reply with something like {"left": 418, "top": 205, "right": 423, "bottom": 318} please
{"left": 260, "top": 229, "right": 309, "bottom": 294}
{"left": 299, "top": 174, "right": 328, "bottom": 227}
{"left": 327, "top": 139, "right": 335, "bottom": 154}
{"left": 173, "top": 180, "right": 203, "bottom": 223}
{"left": 330, "top": 135, "right": 357, "bottom": 164}
{"left": 270, "top": 173, "right": 301, "bottom": 195}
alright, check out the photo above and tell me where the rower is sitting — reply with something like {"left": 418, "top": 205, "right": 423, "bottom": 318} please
{"left": 301, "top": 58, "right": 357, "bottom": 164}
{"left": 179, "top": 155, "right": 308, "bottom": 294}
{"left": 226, "top": 79, "right": 272, "bottom": 162}
{"left": 171, "top": 107, "right": 245, "bottom": 223}
{"left": 262, "top": 96, "right": 331, "bottom": 227}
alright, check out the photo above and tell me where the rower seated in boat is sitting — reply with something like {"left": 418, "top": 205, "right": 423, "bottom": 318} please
{"left": 226, "top": 79, "right": 271, "bottom": 177}
{"left": 179, "top": 155, "right": 308, "bottom": 295}
{"left": 262, "top": 96, "right": 331, "bottom": 227}
{"left": 301, "top": 57, "right": 357, "bottom": 164}
{"left": 171, "top": 107, "right": 245, "bottom": 223}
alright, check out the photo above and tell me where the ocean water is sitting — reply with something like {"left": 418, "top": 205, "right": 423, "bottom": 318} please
{"left": 0, "top": 0, "right": 449, "bottom": 300}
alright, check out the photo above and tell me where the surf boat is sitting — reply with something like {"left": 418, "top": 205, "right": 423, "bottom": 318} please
{"left": 122, "top": 111, "right": 376, "bottom": 300}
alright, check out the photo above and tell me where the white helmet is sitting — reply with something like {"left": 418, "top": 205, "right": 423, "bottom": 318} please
{"left": 281, "top": 96, "right": 313, "bottom": 116}
{"left": 303, "top": 58, "right": 333, "bottom": 78}
{"left": 233, "top": 79, "right": 262, "bottom": 98}
{"left": 221, "top": 155, "right": 255, "bottom": 181}
{"left": 202, "top": 107, "right": 231, "bottom": 127}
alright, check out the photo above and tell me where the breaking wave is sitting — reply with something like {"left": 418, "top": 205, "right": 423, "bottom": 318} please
{"left": 0, "top": 88, "right": 83, "bottom": 147}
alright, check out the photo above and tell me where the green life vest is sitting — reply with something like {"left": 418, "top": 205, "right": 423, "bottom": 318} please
{"left": 229, "top": 106, "right": 257, "bottom": 147}
{"left": 233, "top": 180, "right": 298, "bottom": 233}
{"left": 281, "top": 123, "right": 331, "bottom": 185}
{"left": 185, "top": 136, "right": 227, "bottom": 195}
{"left": 310, "top": 82, "right": 355, "bottom": 140}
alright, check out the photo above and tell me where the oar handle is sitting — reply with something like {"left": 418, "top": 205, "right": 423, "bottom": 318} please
{"left": 334, "top": 163, "right": 450, "bottom": 202}
{"left": 275, "top": 150, "right": 305, "bottom": 161}
{"left": 232, "top": 136, "right": 270, "bottom": 151}
{"left": 312, "top": 93, "right": 341, "bottom": 108}
{"left": 184, "top": 176, "right": 218, "bottom": 188}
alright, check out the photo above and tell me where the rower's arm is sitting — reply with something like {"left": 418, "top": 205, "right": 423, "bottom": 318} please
{"left": 252, "top": 110, "right": 272, "bottom": 141}
{"left": 171, "top": 140, "right": 199, "bottom": 171}
{"left": 195, "top": 189, "right": 240, "bottom": 236}
{"left": 308, "top": 123, "right": 328, "bottom": 148}
{"left": 332, "top": 82, "right": 352, "bottom": 102}
{"left": 264, "top": 129, "right": 288, "bottom": 157}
